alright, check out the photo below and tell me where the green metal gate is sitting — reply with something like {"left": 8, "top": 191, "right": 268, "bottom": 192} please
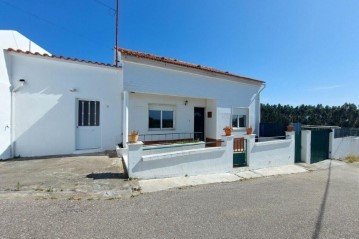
{"left": 295, "top": 132, "right": 302, "bottom": 162}
{"left": 233, "top": 138, "right": 247, "bottom": 167}
{"left": 310, "top": 129, "right": 330, "bottom": 164}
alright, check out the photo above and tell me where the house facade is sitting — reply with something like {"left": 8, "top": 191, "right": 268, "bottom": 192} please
{"left": 0, "top": 30, "right": 265, "bottom": 160}
{"left": 118, "top": 49, "right": 265, "bottom": 145}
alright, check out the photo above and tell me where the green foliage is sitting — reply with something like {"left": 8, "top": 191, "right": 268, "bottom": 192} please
{"left": 261, "top": 103, "right": 359, "bottom": 127}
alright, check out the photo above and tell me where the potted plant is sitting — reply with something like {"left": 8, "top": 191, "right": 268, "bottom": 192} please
{"left": 246, "top": 126, "right": 253, "bottom": 135}
{"left": 128, "top": 130, "right": 139, "bottom": 143}
{"left": 223, "top": 126, "right": 233, "bottom": 136}
{"left": 287, "top": 123, "right": 294, "bottom": 132}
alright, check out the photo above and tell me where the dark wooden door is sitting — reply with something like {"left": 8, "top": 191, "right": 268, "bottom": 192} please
{"left": 194, "top": 107, "right": 205, "bottom": 141}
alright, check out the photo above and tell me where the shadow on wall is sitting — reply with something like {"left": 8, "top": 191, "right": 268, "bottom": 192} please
{"left": 252, "top": 140, "right": 291, "bottom": 153}
{"left": 132, "top": 149, "right": 225, "bottom": 173}
{"left": 0, "top": 146, "right": 11, "bottom": 160}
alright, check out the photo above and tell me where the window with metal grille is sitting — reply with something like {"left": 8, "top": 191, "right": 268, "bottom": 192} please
{"left": 78, "top": 100, "right": 100, "bottom": 126}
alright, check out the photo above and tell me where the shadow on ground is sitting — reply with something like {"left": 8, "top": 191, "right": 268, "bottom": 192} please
{"left": 86, "top": 172, "right": 127, "bottom": 180}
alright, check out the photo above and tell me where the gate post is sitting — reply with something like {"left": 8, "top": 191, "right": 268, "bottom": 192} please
{"left": 329, "top": 130, "right": 334, "bottom": 159}
{"left": 127, "top": 141, "right": 144, "bottom": 178}
{"left": 301, "top": 130, "right": 311, "bottom": 164}
{"left": 285, "top": 131, "right": 295, "bottom": 164}
{"left": 244, "top": 134, "right": 256, "bottom": 167}
{"left": 222, "top": 135, "right": 234, "bottom": 168}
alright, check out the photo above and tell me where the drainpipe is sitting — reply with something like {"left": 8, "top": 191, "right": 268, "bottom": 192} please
{"left": 10, "top": 79, "right": 26, "bottom": 158}
{"left": 252, "top": 83, "right": 266, "bottom": 135}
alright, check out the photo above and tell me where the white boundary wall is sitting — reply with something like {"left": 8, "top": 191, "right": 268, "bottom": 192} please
{"left": 330, "top": 135, "right": 359, "bottom": 159}
{"left": 245, "top": 132, "right": 295, "bottom": 170}
{"left": 124, "top": 136, "right": 233, "bottom": 179}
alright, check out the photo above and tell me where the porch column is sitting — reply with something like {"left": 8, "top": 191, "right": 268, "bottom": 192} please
{"left": 123, "top": 91, "right": 129, "bottom": 145}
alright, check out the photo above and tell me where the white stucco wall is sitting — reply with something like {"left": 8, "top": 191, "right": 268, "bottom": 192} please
{"left": 331, "top": 136, "right": 359, "bottom": 159}
{"left": 0, "top": 31, "right": 50, "bottom": 159}
{"left": 128, "top": 92, "right": 207, "bottom": 140}
{"left": 0, "top": 30, "right": 49, "bottom": 54}
{"left": 121, "top": 59, "right": 263, "bottom": 139}
{"left": 8, "top": 53, "right": 122, "bottom": 157}
{"left": 126, "top": 136, "right": 233, "bottom": 179}
{"left": 248, "top": 139, "right": 295, "bottom": 170}
{"left": 352, "top": 138, "right": 359, "bottom": 156}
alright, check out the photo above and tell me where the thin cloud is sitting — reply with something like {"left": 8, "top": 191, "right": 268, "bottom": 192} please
{"left": 307, "top": 85, "right": 342, "bottom": 91}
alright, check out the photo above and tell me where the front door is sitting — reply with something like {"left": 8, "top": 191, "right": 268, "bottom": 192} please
{"left": 76, "top": 100, "right": 101, "bottom": 150}
{"left": 194, "top": 107, "right": 205, "bottom": 141}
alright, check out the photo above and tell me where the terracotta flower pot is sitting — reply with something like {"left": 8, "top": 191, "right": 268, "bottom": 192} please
{"left": 246, "top": 127, "right": 253, "bottom": 135}
{"left": 128, "top": 134, "right": 139, "bottom": 143}
{"left": 224, "top": 128, "right": 232, "bottom": 136}
{"left": 287, "top": 125, "right": 294, "bottom": 132}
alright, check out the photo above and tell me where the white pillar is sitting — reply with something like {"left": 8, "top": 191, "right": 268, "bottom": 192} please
{"left": 122, "top": 91, "right": 129, "bottom": 146}
{"left": 301, "top": 130, "right": 311, "bottom": 164}
{"left": 127, "top": 141, "right": 143, "bottom": 178}
{"left": 329, "top": 130, "right": 334, "bottom": 159}
{"left": 244, "top": 134, "right": 256, "bottom": 168}
{"left": 285, "top": 131, "right": 295, "bottom": 164}
{"left": 221, "top": 135, "right": 234, "bottom": 170}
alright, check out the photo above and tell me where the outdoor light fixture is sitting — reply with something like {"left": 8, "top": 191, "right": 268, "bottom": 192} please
{"left": 12, "top": 79, "right": 26, "bottom": 92}
{"left": 184, "top": 100, "right": 188, "bottom": 106}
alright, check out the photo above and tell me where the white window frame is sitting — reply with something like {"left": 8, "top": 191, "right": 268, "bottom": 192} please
{"left": 148, "top": 104, "right": 175, "bottom": 130}
{"left": 231, "top": 107, "right": 249, "bottom": 129}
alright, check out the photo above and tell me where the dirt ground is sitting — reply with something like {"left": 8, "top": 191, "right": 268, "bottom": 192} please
{"left": 0, "top": 153, "right": 139, "bottom": 200}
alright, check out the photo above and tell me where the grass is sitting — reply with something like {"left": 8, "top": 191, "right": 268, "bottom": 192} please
{"left": 345, "top": 155, "right": 359, "bottom": 163}
{"left": 15, "top": 182, "right": 21, "bottom": 191}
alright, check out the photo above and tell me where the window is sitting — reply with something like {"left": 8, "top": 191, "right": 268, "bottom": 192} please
{"left": 78, "top": 100, "right": 100, "bottom": 126}
{"left": 149, "top": 105, "right": 174, "bottom": 129}
{"left": 232, "top": 108, "right": 248, "bottom": 128}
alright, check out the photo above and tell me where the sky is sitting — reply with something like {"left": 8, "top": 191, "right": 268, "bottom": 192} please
{"left": 1, "top": 0, "right": 358, "bottom": 106}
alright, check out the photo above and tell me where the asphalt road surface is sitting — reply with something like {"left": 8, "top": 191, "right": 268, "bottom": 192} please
{"left": 1, "top": 162, "right": 358, "bottom": 239}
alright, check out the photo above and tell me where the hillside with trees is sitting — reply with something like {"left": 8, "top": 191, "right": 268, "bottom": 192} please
{"left": 261, "top": 103, "right": 359, "bottom": 128}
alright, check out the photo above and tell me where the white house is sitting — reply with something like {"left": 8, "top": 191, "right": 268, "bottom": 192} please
{"left": 0, "top": 30, "right": 265, "bottom": 160}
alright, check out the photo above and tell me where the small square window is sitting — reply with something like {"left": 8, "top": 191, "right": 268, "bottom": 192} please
{"left": 232, "top": 108, "right": 248, "bottom": 128}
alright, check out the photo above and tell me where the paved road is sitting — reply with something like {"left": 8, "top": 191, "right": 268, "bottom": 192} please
{"left": 1, "top": 162, "right": 358, "bottom": 239}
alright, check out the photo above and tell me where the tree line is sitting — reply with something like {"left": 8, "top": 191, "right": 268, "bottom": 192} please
{"left": 261, "top": 103, "right": 359, "bottom": 128}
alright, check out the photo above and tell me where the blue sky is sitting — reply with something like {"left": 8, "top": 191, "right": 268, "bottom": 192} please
{"left": 1, "top": 0, "right": 358, "bottom": 106}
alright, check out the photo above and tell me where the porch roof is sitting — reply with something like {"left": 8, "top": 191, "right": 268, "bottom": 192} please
{"left": 118, "top": 48, "right": 265, "bottom": 85}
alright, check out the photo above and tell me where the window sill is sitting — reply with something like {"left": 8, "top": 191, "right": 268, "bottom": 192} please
{"left": 232, "top": 127, "right": 246, "bottom": 132}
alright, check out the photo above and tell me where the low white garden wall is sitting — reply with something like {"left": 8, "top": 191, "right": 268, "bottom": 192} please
{"left": 331, "top": 136, "right": 359, "bottom": 159}
{"left": 245, "top": 132, "right": 295, "bottom": 170}
{"left": 123, "top": 136, "right": 233, "bottom": 179}
{"left": 142, "top": 142, "right": 205, "bottom": 156}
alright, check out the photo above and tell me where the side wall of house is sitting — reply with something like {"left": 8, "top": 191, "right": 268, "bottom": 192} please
{"left": 0, "top": 31, "right": 50, "bottom": 159}
{"left": 9, "top": 54, "right": 122, "bottom": 157}
{"left": 0, "top": 51, "right": 12, "bottom": 159}
{"left": 122, "top": 61, "right": 262, "bottom": 139}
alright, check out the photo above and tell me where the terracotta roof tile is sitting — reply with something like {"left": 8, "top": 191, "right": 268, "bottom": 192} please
{"left": 118, "top": 48, "right": 264, "bottom": 84}
{"left": 6, "top": 48, "right": 117, "bottom": 68}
